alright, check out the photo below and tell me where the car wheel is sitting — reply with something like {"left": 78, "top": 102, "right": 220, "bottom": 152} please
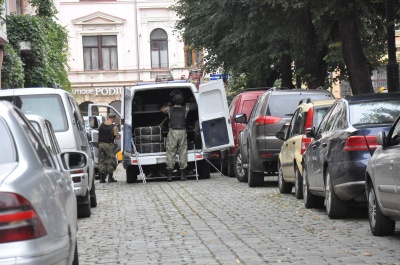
{"left": 234, "top": 147, "right": 248, "bottom": 182}
{"left": 247, "top": 147, "right": 264, "bottom": 187}
{"left": 278, "top": 164, "right": 292, "bottom": 193}
{"left": 72, "top": 240, "right": 79, "bottom": 265}
{"left": 220, "top": 155, "right": 228, "bottom": 176}
{"left": 325, "top": 171, "right": 349, "bottom": 219}
{"left": 294, "top": 165, "right": 303, "bottom": 199}
{"left": 77, "top": 190, "right": 91, "bottom": 218}
{"left": 90, "top": 175, "right": 97, "bottom": 208}
{"left": 368, "top": 184, "right": 395, "bottom": 236}
{"left": 198, "top": 160, "right": 210, "bottom": 179}
{"left": 227, "top": 158, "right": 235, "bottom": 178}
{"left": 303, "top": 166, "right": 324, "bottom": 209}
{"left": 126, "top": 166, "right": 139, "bottom": 183}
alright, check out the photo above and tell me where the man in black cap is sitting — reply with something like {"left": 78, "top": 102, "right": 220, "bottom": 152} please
{"left": 161, "top": 90, "right": 190, "bottom": 181}
{"left": 98, "top": 113, "right": 120, "bottom": 183}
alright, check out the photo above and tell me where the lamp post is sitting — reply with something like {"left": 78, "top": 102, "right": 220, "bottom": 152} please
{"left": 386, "top": 0, "right": 399, "bottom": 92}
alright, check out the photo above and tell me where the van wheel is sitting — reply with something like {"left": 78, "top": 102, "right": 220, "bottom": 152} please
{"left": 126, "top": 166, "right": 139, "bottom": 183}
{"left": 194, "top": 120, "right": 202, "bottom": 149}
{"left": 234, "top": 147, "right": 247, "bottom": 182}
{"left": 247, "top": 148, "right": 264, "bottom": 187}
{"left": 325, "top": 171, "right": 349, "bottom": 219}
{"left": 278, "top": 164, "right": 292, "bottom": 194}
{"left": 198, "top": 160, "right": 210, "bottom": 179}
{"left": 227, "top": 158, "right": 235, "bottom": 178}
{"left": 72, "top": 240, "right": 79, "bottom": 265}
{"left": 77, "top": 190, "right": 91, "bottom": 218}
{"left": 90, "top": 176, "right": 97, "bottom": 208}
{"left": 220, "top": 150, "right": 228, "bottom": 176}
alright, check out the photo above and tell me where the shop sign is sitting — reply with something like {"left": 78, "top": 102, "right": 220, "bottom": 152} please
{"left": 73, "top": 87, "right": 123, "bottom": 96}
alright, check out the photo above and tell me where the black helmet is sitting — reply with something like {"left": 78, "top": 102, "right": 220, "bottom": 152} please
{"left": 171, "top": 90, "right": 184, "bottom": 105}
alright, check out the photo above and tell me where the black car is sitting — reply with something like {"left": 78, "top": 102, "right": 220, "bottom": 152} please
{"left": 302, "top": 92, "right": 400, "bottom": 219}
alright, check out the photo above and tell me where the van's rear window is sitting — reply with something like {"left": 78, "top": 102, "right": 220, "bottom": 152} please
{"left": 18, "top": 95, "right": 68, "bottom": 132}
{"left": 268, "top": 94, "right": 333, "bottom": 117}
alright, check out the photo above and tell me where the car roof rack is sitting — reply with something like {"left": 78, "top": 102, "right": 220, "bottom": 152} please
{"left": 298, "top": 98, "right": 312, "bottom": 105}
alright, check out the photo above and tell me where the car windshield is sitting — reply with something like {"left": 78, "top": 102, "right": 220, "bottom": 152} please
{"left": 350, "top": 99, "right": 400, "bottom": 126}
{"left": 9, "top": 95, "right": 68, "bottom": 132}
{"left": 268, "top": 93, "right": 333, "bottom": 117}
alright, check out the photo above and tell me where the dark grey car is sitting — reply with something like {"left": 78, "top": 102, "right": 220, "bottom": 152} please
{"left": 234, "top": 89, "right": 334, "bottom": 187}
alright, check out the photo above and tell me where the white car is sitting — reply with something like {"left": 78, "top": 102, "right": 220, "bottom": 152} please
{"left": 0, "top": 101, "right": 87, "bottom": 265}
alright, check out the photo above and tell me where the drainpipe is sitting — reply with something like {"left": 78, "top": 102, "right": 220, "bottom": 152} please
{"left": 134, "top": 0, "right": 140, "bottom": 81}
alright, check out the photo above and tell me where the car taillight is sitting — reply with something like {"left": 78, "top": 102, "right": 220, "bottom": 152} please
{"left": 255, "top": 116, "right": 282, "bottom": 126}
{"left": 304, "top": 108, "right": 314, "bottom": 132}
{"left": 301, "top": 135, "right": 311, "bottom": 154}
{"left": 0, "top": 192, "right": 47, "bottom": 243}
{"left": 343, "top": 135, "right": 378, "bottom": 151}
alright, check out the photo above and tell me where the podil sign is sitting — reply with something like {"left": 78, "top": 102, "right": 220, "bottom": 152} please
{"left": 73, "top": 87, "right": 122, "bottom": 96}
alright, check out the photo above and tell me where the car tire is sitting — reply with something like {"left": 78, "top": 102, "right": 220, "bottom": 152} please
{"left": 220, "top": 152, "right": 228, "bottom": 176}
{"left": 126, "top": 166, "right": 139, "bottom": 183}
{"left": 368, "top": 184, "right": 395, "bottom": 236}
{"left": 325, "top": 171, "right": 349, "bottom": 219}
{"left": 303, "top": 166, "right": 324, "bottom": 209}
{"left": 72, "top": 240, "right": 79, "bottom": 265}
{"left": 227, "top": 158, "right": 235, "bottom": 178}
{"left": 77, "top": 190, "right": 91, "bottom": 218}
{"left": 234, "top": 147, "right": 248, "bottom": 182}
{"left": 278, "top": 164, "right": 292, "bottom": 193}
{"left": 247, "top": 147, "right": 264, "bottom": 187}
{"left": 198, "top": 160, "right": 210, "bottom": 179}
{"left": 90, "top": 175, "right": 97, "bottom": 208}
{"left": 294, "top": 165, "right": 303, "bottom": 199}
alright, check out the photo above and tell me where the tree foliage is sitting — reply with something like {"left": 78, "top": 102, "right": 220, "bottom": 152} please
{"left": 1, "top": 0, "right": 70, "bottom": 90}
{"left": 174, "top": 0, "right": 399, "bottom": 95}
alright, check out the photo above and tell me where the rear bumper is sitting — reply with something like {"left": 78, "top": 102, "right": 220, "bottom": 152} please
{"left": 124, "top": 150, "right": 206, "bottom": 167}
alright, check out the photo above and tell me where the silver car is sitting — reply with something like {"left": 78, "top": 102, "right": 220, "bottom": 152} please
{"left": 366, "top": 114, "right": 400, "bottom": 236}
{"left": 0, "top": 101, "right": 87, "bottom": 264}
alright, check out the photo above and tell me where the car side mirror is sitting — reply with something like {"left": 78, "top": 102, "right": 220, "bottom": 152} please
{"left": 305, "top": 127, "right": 315, "bottom": 138}
{"left": 234, "top": 113, "right": 247, "bottom": 124}
{"left": 276, "top": 131, "right": 286, "bottom": 141}
{"left": 376, "top": 131, "right": 386, "bottom": 147}
{"left": 89, "top": 116, "right": 99, "bottom": 129}
{"left": 60, "top": 151, "right": 88, "bottom": 170}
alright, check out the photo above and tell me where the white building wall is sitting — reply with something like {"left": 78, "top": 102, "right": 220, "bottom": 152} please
{"left": 57, "top": 0, "right": 191, "bottom": 107}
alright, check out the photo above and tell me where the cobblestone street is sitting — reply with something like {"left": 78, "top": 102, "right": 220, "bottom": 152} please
{"left": 78, "top": 165, "right": 400, "bottom": 265}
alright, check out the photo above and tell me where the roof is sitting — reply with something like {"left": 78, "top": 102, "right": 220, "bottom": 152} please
{"left": 344, "top": 92, "right": 400, "bottom": 103}
{"left": 0, "top": 87, "right": 68, "bottom": 96}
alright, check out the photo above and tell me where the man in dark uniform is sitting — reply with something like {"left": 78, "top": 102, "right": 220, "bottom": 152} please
{"left": 98, "top": 113, "right": 120, "bottom": 183}
{"left": 161, "top": 90, "right": 190, "bottom": 182}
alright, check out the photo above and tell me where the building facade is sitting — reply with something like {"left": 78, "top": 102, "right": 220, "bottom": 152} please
{"left": 58, "top": 0, "right": 202, "bottom": 115}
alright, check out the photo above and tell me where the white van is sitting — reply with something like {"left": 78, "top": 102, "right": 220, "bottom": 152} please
{"left": 0, "top": 88, "right": 96, "bottom": 218}
{"left": 88, "top": 80, "right": 234, "bottom": 182}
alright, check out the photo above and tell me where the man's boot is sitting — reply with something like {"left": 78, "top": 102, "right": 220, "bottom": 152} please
{"left": 167, "top": 169, "right": 172, "bottom": 182}
{"left": 108, "top": 173, "right": 117, "bottom": 183}
{"left": 99, "top": 173, "right": 106, "bottom": 183}
{"left": 180, "top": 168, "right": 187, "bottom": 181}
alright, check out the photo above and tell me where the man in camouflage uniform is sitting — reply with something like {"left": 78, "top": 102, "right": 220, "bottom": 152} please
{"left": 98, "top": 113, "right": 120, "bottom": 183}
{"left": 161, "top": 90, "right": 190, "bottom": 182}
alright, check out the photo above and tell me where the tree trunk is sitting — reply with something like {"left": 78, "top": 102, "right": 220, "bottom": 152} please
{"left": 280, "top": 48, "right": 294, "bottom": 88}
{"left": 337, "top": 4, "right": 374, "bottom": 95}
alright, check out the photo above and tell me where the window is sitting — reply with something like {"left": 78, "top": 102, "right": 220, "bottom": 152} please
{"left": 150, "top": 29, "right": 168, "bottom": 68}
{"left": 83, "top": 35, "right": 118, "bottom": 70}
{"left": 184, "top": 38, "right": 203, "bottom": 67}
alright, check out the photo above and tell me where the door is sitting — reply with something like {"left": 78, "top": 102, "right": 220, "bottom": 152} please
{"left": 122, "top": 86, "right": 133, "bottom": 155}
{"left": 88, "top": 103, "right": 122, "bottom": 163}
{"left": 198, "top": 80, "right": 234, "bottom": 151}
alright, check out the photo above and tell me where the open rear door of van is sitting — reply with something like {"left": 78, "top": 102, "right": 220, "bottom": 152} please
{"left": 122, "top": 86, "right": 133, "bottom": 155}
{"left": 198, "top": 80, "right": 234, "bottom": 152}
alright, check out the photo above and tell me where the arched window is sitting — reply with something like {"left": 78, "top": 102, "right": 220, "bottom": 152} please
{"left": 79, "top": 101, "right": 99, "bottom": 116}
{"left": 150, "top": 29, "right": 168, "bottom": 68}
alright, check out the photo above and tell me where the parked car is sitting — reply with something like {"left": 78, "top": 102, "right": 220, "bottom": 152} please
{"left": 88, "top": 80, "right": 233, "bottom": 182}
{"left": 0, "top": 88, "right": 97, "bottom": 218}
{"left": 365, "top": 114, "right": 400, "bottom": 236}
{"left": 234, "top": 89, "right": 334, "bottom": 187}
{"left": 0, "top": 100, "right": 87, "bottom": 265}
{"left": 276, "top": 99, "right": 336, "bottom": 198}
{"left": 220, "top": 88, "right": 269, "bottom": 177}
{"left": 302, "top": 92, "right": 400, "bottom": 219}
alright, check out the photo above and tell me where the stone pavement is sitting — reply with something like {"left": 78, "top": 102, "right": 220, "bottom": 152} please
{"left": 77, "top": 164, "right": 400, "bottom": 265}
